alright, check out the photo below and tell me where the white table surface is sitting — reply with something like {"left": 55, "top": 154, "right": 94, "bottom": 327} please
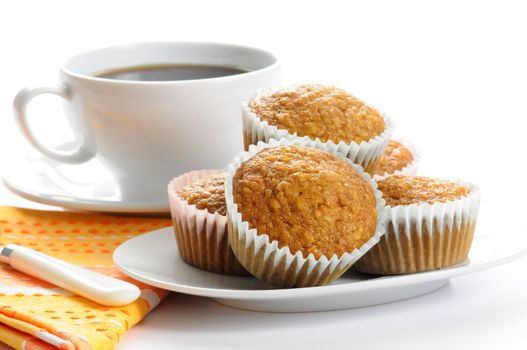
{"left": 1, "top": 1, "right": 527, "bottom": 349}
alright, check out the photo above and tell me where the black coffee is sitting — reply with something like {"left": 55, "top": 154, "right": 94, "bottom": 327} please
{"left": 94, "top": 64, "right": 248, "bottom": 81}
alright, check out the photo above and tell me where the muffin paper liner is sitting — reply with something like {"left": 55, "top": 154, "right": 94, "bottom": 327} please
{"left": 373, "top": 137, "right": 420, "bottom": 181}
{"left": 241, "top": 88, "right": 395, "bottom": 175}
{"left": 353, "top": 181, "right": 480, "bottom": 275}
{"left": 168, "top": 169, "right": 248, "bottom": 276}
{"left": 225, "top": 138, "right": 387, "bottom": 288}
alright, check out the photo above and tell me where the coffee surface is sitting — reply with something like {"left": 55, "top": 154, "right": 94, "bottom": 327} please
{"left": 95, "top": 64, "right": 247, "bottom": 81}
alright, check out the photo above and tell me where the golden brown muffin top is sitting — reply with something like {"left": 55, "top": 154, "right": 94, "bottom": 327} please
{"left": 374, "top": 140, "right": 414, "bottom": 176}
{"left": 249, "top": 84, "right": 386, "bottom": 144}
{"left": 378, "top": 175, "right": 470, "bottom": 207}
{"left": 178, "top": 173, "right": 227, "bottom": 216}
{"left": 232, "top": 145, "right": 378, "bottom": 259}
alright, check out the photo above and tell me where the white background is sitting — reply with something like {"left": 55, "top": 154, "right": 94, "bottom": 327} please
{"left": 0, "top": 0, "right": 526, "bottom": 349}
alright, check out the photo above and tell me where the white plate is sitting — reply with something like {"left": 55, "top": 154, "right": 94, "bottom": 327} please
{"left": 113, "top": 227, "right": 527, "bottom": 312}
{"left": 2, "top": 143, "right": 169, "bottom": 213}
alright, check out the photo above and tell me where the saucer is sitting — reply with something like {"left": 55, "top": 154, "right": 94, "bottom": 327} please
{"left": 2, "top": 144, "right": 170, "bottom": 213}
{"left": 113, "top": 227, "right": 527, "bottom": 312}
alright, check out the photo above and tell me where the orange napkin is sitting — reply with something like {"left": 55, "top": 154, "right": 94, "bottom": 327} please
{"left": 0, "top": 206, "right": 171, "bottom": 350}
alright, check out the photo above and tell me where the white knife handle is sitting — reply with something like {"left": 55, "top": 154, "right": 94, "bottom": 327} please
{"left": 0, "top": 244, "right": 140, "bottom": 306}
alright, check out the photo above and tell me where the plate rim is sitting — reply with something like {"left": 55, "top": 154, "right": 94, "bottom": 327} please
{"left": 113, "top": 227, "right": 527, "bottom": 300}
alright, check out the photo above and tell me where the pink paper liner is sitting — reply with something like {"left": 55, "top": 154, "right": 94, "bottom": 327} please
{"left": 168, "top": 169, "right": 248, "bottom": 276}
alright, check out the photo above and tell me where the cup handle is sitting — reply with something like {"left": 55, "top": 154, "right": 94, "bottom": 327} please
{"left": 13, "top": 85, "right": 95, "bottom": 164}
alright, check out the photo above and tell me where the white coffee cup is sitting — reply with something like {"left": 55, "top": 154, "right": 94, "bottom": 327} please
{"left": 13, "top": 42, "right": 281, "bottom": 201}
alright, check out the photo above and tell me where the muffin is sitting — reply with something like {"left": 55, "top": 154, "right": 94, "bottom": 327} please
{"left": 354, "top": 175, "right": 480, "bottom": 275}
{"left": 373, "top": 140, "right": 419, "bottom": 180}
{"left": 168, "top": 169, "right": 247, "bottom": 275}
{"left": 242, "top": 84, "right": 394, "bottom": 174}
{"left": 225, "top": 138, "right": 386, "bottom": 288}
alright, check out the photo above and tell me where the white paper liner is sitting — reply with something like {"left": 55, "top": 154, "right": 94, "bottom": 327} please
{"left": 168, "top": 169, "right": 247, "bottom": 275}
{"left": 354, "top": 180, "right": 480, "bottom": 275}
{"left": 241, "top": 87, "right": 395, "bottom": 174}
{"left": 225, "top": 138, "right": 387, "bottom": 288}
{"left": 373, "top": 137, "right": 420, "bottom": 181}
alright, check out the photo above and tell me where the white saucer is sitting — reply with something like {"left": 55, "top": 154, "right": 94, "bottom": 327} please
{"left": 113, "top": 227, "right": 527, "bottom": 312}
{"left": 2, "top": 144, "right": 170, "bottom": 213}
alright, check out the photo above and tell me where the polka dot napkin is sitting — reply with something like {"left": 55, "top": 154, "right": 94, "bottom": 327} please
{"left": 0, "top": 206, "right": 171, "bottom": 350}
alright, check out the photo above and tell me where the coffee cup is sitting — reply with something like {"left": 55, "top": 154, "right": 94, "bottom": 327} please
{"left": 13, "top": 42, "right": 281, "bottom": 201}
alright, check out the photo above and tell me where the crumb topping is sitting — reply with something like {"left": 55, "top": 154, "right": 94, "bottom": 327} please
{"left": 378, "top": 175, "right": 470, "bottom": 206}
{"left": 249, "top": 84, "right": 385, "bottom": 144}
{"left": 178, "top": 173, "right": 227, "bottom": 215}
{"left": 374, "top": 140, "right": 414, "bottom": 175}
{"left": 232, "top": 145, "right": 378, "bottom": 259}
